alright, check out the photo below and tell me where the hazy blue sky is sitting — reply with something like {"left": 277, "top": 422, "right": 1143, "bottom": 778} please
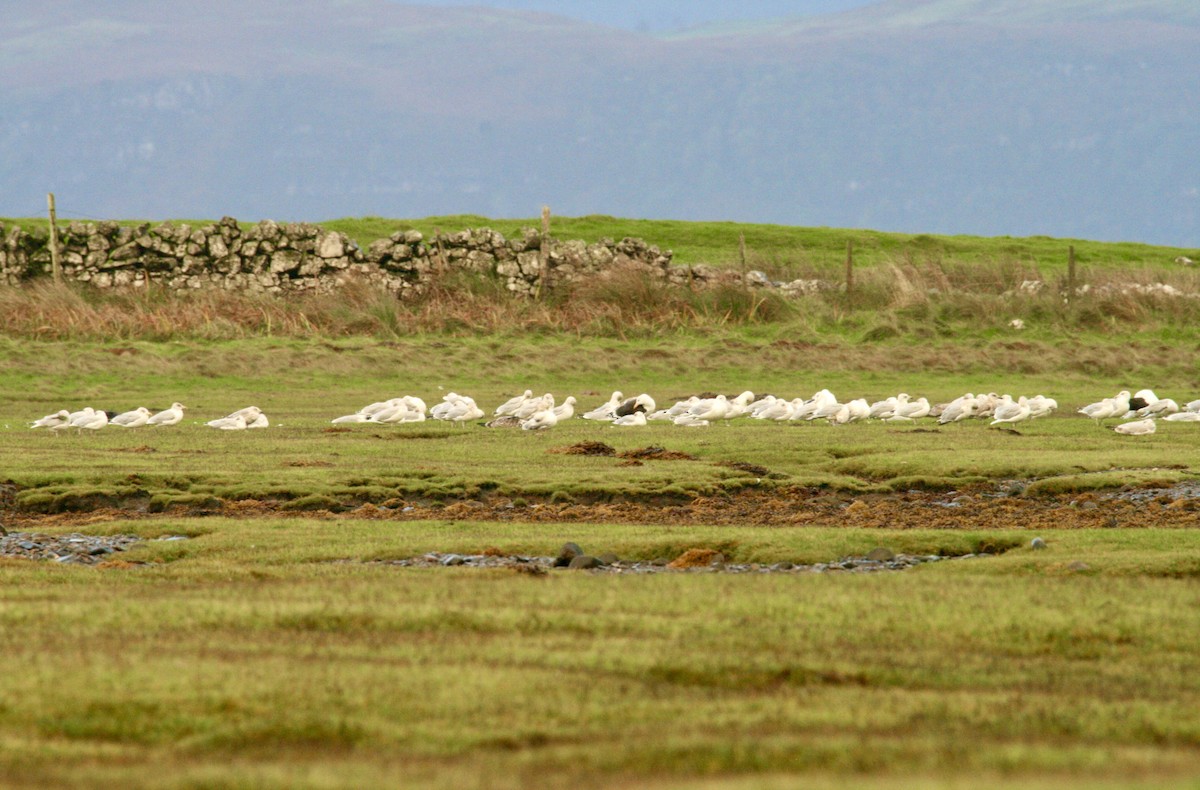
{"left": 401, "top": 0, "right": 878, "bottom": 32}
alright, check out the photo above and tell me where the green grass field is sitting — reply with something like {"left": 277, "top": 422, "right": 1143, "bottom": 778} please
{"left": 2, "top": 217, "right": 1200, "bottom": 789}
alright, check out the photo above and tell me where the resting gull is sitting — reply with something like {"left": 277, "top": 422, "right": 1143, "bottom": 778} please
{"left": 148, "top": 403, "right": 187, "bottom": 426}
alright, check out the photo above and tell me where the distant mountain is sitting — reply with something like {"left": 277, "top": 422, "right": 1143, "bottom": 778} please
{"left": 1, "top": 0, "right": 1198, "bottom": 247}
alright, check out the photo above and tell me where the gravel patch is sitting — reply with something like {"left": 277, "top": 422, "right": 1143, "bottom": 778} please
{"left": 0, "top": 532, "right": 187, "bottom": 565}
{"left": 360, "top": 548, "right": 992, "bottom": 574}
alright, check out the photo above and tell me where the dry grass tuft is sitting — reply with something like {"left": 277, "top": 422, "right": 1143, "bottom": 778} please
{"left": 667, "top": 548, "right": 725, "bottom": 569}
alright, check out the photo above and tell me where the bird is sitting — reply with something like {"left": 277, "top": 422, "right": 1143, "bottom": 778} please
{"left": 1113, "top": 418, "right": 1156, "bottom": 436}
{"left": 1079, "top": 391, "right": 1130, "bottom": 426}
{"left": 1135, "top": 398, "right": 1179, "bottom": 418}
{"left": 612, "top": 411, "right": 647, "bottom": 427}
{"left": 649, "top": 396, "right": 697, "bottom": 421}
{"left": 148, "top": 403, "right": 187, "bottom": 426}
{"left": 723, "top": 391, "right": 756, "bottom": 419}
{"left": 331, "top": 412, "right": 371, "bottom": 424}
{"left": 754, "top": 397, "right": 794, "bottom": 421}
{"left": 684, "top": 394, "right": 729, "bottom": 422}
{"left": 1026, "top": 396, "right": 1058, "bottom": 419}
{"left": 520, "top": 407, "right": 558, "bottom": 431}
{"left": 75, "top": 410, "right": 109, "bottom": 432}
{"left": 206, "top": 414, "right": 247, "bottom": 430}
{"left": 937, "top": 394, "right": 978, "bottom": 425}
{"left": 831, "top": 398, "right": 870, "bottom": 425}
{"left": 246, "top": 412, "right": 269, "bottom": 429}
{"left": 514, "top": 393, "right": 554, "bottom": 421}
{"left": 30, "top": 410, "right": 70, "bottom": 429}
{"left": 111, "top": 407, "right": 152, "bottom": 427}
{"left": 581, "top": 391, "right": 623, "bottom": 421}
{"left": 494, "top": 390, "right": 533, "bottom": 417}
{"left": 990, "top": 395, "right": 1032, "bottom": 429}
{"left": 1164, "top": 412, "right": 1200, "bottom": 422}
{"left": 552, "top": 396, "right": 577, "bottom": 421}
{"left": 894, "top": 397, "right": 931, "bottom": 420}
{"left": 615, "top": 394, "right": 655, "bottom": 418}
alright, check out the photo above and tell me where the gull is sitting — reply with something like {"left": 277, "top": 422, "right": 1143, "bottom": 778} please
{"left": 30, "top": 410, "right": 70, "bottom": 429}
{"left": 937, "top": 394, "right": 978, "bottom": 425}
{"left": 581, "top": 391, "right": 623, "bottom": 421}
{"left": 973, "top": 393, "right": 1001, "bottom": 420}
{"left": 75, "top": 410, "right": 109, "bottom": 432}
{"left": 446, "top": 399, "right": 485, "bottom": 426}
{"left": 1079, "top": 390, "right": 1130, "bottom": 426}
{"left": 1134, "top": 398, "right": 1179, "bottom": 418}
{"left": 207, "top": 414, "right": 247, "bottom": 430}
{"left": 552, "top": 396, "right": 577, "bottom": 421}
{"left": 111, "top": 407, "right": 152, "bottom": 427}
{"left": 990, "top": 395, "right": 1032, "bottom": 429}
{"left": 429, "top": 393, "right": 461, "bottom": 420}
{"left": 869, "top": 394, "right": 908, "bottom": 420}
{"left": 747, "top": 395, "right": 778, "bottom": 418}
{"left": 148, "top": 403, "right": 186, "bottom": 426}
{"left": 795, "top": 389, "right": 838, "bottom": 421}
{"left": 328, "top": 408, "right": 369, "bottom": 422}
{"left": 650, "top": 397, "right": 697, "bottom": 421}
{"left": 755, "top": 397, "right": 794, "bottom": 421}
{"left": 613, "top": 411, "right": 648, "bottom": 427}
{"left": 494, "top": 389, "right": 533, "bottom": 417}
{"left": 615, "top": 394, "right": 656, "bottom": 418}
{"left": 520, "top": 407, "right": 558, "bottom": 431}
{"left": 1026, "top": 396, "right": 1058, "bottom": 419}
{"left": 67, "top": 407, "right": 97, "bottom": 427}
{"left": 514, "top": 393, "right": 554, "bottom": 421}
{"left": 831, "top": 398, "right": 870, "bottom": 425}
{"left": 1186, "top": 399, "right": 1200, "bottom": 414}
{"left": 371, "top": 401, "right": 420, "bottom": 423}
{"left": 723, "top": 391, "right": 756, "bottom": 419}
{"left": 685, "top": 394, "right": 729, "bottom": 422}
{"left": 1164, "top": 412, "right": 1200, "bottom": 422}
{"left": 246, "top": 412, "right": 269, "bottom": 429}
{"left": 894, "top": 397, "right": 931, "bottom": 420}
{"left": 1113, "top": 418, "right": 1156, "bottom": 436}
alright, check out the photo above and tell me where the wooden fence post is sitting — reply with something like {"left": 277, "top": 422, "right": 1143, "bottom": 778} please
{"left": 844, "top": 239, "right": 854, "bottom": 299}
{"left": 1067, "top": 245, "right": 1076, "bottom": 303}
{"left": 536, "top": 205, "right": 550, "bottom": 300}
{"left": 47, "top": 193, "right": 62, "bottom": 284}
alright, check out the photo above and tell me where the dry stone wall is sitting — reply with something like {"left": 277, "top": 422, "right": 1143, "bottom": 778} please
{"left": 0, "top": 217, "right": 704, "bottom": 296}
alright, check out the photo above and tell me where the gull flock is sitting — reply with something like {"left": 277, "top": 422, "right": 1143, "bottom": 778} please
{"left": 27, "top": 388, "right": 1198, "bottom": 436}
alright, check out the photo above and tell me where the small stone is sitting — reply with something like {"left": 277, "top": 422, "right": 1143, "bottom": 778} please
{"left": 441, "top": 554, "right": 465, "bottom": 566}
{"left": 865, "top": 547, "right": 896, "bottom": 562}
{"left": 1030, "top": 537, "right": 1047, "bottom": 550}
{"left": 567, "top": 555, "right": 602, "bottom": 570}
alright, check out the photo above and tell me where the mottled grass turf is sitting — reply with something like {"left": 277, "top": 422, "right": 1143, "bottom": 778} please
{"left": 0, "top": 520, "right": 1197, "bottom": 789}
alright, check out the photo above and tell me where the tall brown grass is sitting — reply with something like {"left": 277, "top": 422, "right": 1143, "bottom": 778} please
{"left": 1, "top": 259, "right": 1197, "bottom": 341}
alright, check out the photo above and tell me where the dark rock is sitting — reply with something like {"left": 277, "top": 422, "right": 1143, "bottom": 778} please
{"left": 865, "top": 547, "right": 896, "bottom": 562}
{"left": 567, "top": 555, "right": 602, "bottom": 570}
{"left": 596, "top": 553, "right": 619, "bottom": 566}
{"left": 553, "top": 542, "right": 585, "bottom": 567}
